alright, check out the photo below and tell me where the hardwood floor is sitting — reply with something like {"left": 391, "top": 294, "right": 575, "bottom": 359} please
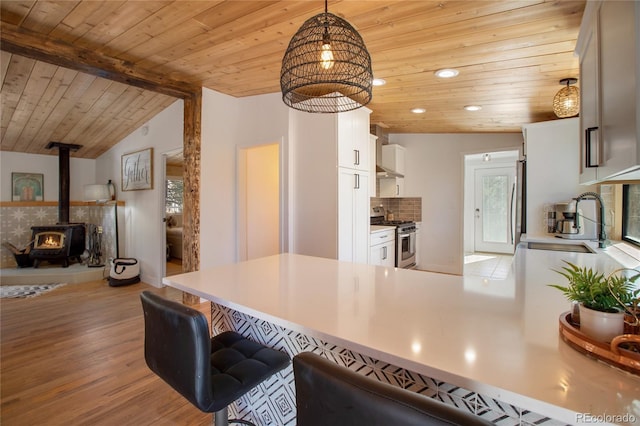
{"left": 166, "top": 258, "right": 183, "bottom": 277}
{"left": 1, "top": 279, "right": 212, "bottom": 425}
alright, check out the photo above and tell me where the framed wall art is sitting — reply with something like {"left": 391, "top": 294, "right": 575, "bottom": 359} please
{"left": 121, "top": 148, "right": 153, "bottom": 191}
{"left": 12, "top": 172, "right": 44, "bottom": 201}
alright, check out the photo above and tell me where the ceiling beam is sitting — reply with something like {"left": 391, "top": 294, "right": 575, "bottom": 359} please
{"left": 0, "top": 23, "right": 199, "bottom": 99}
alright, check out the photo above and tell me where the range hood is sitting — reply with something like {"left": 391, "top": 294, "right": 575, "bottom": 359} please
{"left": 376, "top": 164, "right": 404, "bottom": 178}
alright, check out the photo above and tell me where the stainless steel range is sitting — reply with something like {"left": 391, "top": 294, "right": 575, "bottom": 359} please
{"left": 370, "top": 206, "right": 416, "bottom": 269}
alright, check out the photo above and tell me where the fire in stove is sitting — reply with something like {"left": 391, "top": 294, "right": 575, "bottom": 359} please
{"left": 30, "top": 224, "right": 85, "bottom": 268}
{"left": 35, "top": 232, "right": 65, "bottom": 249}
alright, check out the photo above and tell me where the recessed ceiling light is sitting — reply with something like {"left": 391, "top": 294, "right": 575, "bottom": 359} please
{"left": 372, "top": 78, "right": 386, "bottom": 86}
{"left": 435, "top": 68, "right": 459, "bottom": 78}
{"left": 464, "top": 105, "right": 482, "bottom": 111}
{"left": 411, "top": 108, "right": 426, "bottom": 114}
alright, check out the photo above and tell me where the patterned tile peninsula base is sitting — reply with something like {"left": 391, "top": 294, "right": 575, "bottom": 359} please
{"left": 211, "top": 303, "right": 569, "bottom": 426}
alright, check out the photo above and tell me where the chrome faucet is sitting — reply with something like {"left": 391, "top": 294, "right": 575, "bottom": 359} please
{"left": 574, "top": 192, "right": 608, "bottom": 248}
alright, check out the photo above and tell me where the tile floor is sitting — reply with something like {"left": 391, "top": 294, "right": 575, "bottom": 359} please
{"left": 463, "top": 252, "right": 514, "bottom": 279}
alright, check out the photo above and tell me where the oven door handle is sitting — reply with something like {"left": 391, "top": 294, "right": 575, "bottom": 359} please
{"left": 397, "top": 232, "right": 413, "bottom": 238}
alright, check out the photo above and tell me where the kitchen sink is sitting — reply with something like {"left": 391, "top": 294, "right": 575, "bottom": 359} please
{"left": 526, "top": 241, "right": 596, "bottom": 254}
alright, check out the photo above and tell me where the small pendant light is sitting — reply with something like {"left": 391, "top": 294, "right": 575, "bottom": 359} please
{"left": 553, "top": 78, "right": 580, "bottom": 118}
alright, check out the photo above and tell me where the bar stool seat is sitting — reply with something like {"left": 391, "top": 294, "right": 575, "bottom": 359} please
{"left": 140, "top": 291, "right": 290, "bottom": 426}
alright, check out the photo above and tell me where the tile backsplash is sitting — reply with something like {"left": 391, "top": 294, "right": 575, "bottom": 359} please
{"left": 0, "top": 203, "right": 118, "bottom": 269}
{"left": 371, "top": 197, "right": 422, "bottom": 222}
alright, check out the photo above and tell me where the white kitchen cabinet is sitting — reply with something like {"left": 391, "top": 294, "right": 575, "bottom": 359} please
{"left": 378, "top": 144, "right": 406, "bottom": 197}
{"left": 369, "top": 228, "right": 395, "bottom": 267}
{"left": 369, "top": 134, "right": 377, "bottom": 196}
{"left": 379, "top": 177, "right": 404, "bottom": 197}
{"left": 339, "top": 168, "right": 370, "bottom": 263}
{"left": 576, "top": 0, "right": 640, "bottom": 183}
{"left": 291, "top": 107, "right": 372, "bottom": 263}
{"left": 577, "top": 4, "right": 600, "bottom": 184}
{"left": 381, "top": 144, "right": 406, "bottom": 175}
{"left": 338, "top": 110, "right": 370, "bottom": 172}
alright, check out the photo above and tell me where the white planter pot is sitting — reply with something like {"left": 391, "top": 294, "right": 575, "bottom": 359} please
{"left": 578, "top": 304, "right": 625, "bottom": 343}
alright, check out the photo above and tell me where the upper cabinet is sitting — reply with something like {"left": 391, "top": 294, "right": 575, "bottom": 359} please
{"left": 378, "top": 144, "right": 406, "bottom": 197}
{"left": 576, "top": 0, "right": 640, "bottom": 184}
{"left": 379, "top": 177, "right": 405, "bottom": 197}
{"left": 369, "top": 134, "right": 377, "bottom": 195}
{"left": 576, "top": 5, "right": 600, "bottom": 184}
{"left": 337, "top": 110, "right": 370, "bottom": 172}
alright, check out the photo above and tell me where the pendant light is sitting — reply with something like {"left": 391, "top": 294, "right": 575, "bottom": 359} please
{"left": 553, "top": 78, "right": 580, "bottom": 118}
{"left": 280, "top": 0, "right": 373, "bottom": 113}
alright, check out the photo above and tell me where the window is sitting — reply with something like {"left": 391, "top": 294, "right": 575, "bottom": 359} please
{"left": 622, "top": 183, "right": 640, "bottom": 247}
{"left": 165, "top": 177, "right": 183, "bottom": 214}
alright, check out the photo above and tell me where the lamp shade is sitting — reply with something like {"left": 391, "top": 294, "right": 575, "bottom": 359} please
{"left": 280, "top": 10, "right": 373, "bottom": 113}
{"left": 84, "top": 184, "right": 110, "bottom": 202}
{"left": 553, "top": 78, "right": 580, "bottom": 118}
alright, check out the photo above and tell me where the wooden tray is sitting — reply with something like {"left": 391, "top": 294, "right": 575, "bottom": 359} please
{"left": 558, "top": 312, "right": 640, "bottom": 376}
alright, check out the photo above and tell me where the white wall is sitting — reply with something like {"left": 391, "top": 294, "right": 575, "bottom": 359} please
{"left": 389, "top": 133, "right": 522, "bottom": 275}
{"left": 88, "top": 89, "right": 289, "bottom": 284}
{"left": 289, "top": 110, "right": 339, "bottom": 259}
{"left": 200, "top": 89, "right": 289, "bottom": 270}
{"left": 0, "top": 151, "right": 97, "bottom": 202}
{"left": 95, "top": 99, "right": 184, "bottom": 286}
{"left": 523, "top": 118, "right": 597, "bottom": 237}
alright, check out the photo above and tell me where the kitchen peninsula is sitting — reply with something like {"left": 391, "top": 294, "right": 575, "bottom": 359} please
{"left": 163, "top": 248, "right": 640, "bottom": 426}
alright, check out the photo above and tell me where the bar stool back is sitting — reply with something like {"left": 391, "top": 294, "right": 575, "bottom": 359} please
{"left": 140, "top": 291, "right": 290, "bottom": 426}
{"left": 293, "top": 352, "right": 493, "bottom": 426}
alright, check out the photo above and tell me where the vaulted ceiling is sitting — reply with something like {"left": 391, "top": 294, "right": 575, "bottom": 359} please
{"left": 1, "top": 0, "right": 585, "bottom": 159}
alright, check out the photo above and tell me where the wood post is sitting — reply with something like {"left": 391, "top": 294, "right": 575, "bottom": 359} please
{"left": 181, "top": 90, "right": 202, "bottom": 306}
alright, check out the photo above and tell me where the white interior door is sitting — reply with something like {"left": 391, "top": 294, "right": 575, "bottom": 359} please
{"left": 474, "top": 166, "right": 516, "bottom": 254}
{"left": 238, "top": 143, "right": 280, "bottom": 261}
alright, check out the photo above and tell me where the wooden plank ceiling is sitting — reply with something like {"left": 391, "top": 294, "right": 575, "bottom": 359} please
{"left": 1, "top": 0, "right": 586, "bottom": 159}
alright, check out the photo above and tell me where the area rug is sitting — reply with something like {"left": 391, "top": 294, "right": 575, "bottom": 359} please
{"left": 0, "top": 283, "right": 66, "bottom": 299}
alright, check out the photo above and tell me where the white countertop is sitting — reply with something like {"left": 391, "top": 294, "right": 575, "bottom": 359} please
{"left": 163, "top": 249, "right": 640, "bottom": 425}
{"left": 521, "top": 233, "right": 640, "bottom": 269}
{"left": 370, "top": 225, "right": 395, "bottom": 233}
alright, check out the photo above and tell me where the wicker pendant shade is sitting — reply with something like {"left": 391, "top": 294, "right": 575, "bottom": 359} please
{"left": 280, "top": 3, "right": 373, "bottom": 113}
{"left": 553, "top": 78, "right": 580, "bottom": 118}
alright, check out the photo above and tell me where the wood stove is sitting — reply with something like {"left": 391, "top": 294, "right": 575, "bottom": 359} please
{"left": 30, "top": 224, "right": 85, "bottom": 268}
{"left": 28, "top": 142, "right": 86, "bottom": 268}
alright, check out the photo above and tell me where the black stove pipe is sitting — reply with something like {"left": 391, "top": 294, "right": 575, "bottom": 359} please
{"left": 46, "top": 142, "right": 82, "bottom": 224}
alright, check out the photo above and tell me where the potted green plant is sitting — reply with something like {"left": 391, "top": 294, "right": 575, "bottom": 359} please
{"left": 549, "top": 261, "right": 640, "bottom": 342}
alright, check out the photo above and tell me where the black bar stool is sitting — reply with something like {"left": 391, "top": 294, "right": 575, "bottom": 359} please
{"left": 293, "top": 352, "right": 493, "bottom": 425}
{"left": 140, "top": 291, "right": 290, "bottom": 426}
